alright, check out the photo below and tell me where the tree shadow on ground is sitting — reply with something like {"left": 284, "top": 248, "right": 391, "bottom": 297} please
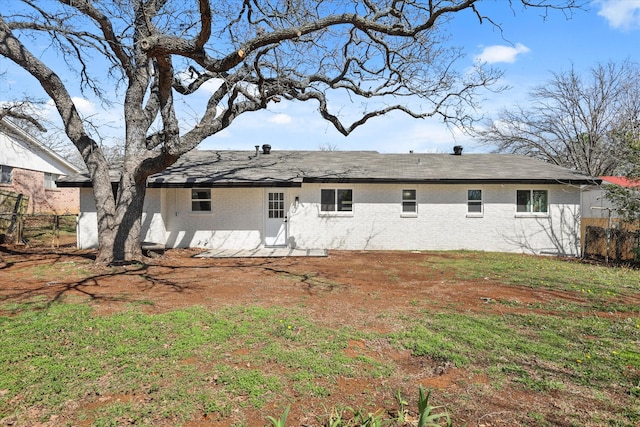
{"left": 0, "top": 245, "right": 346, "bottom": 313}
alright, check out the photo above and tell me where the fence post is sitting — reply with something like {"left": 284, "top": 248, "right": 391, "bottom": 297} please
{"left": 52, "top": 215, "right": 59, "bottom": 248}
{"left": 14, "top": 214, "right": 23, "bottom": 245}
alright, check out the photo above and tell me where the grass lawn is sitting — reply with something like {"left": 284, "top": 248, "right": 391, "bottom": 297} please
{"left": 0, "top": 249, "right": 638, "bottom": 426}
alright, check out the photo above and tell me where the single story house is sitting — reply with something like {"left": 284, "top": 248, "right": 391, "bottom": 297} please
{"left": 0, "top": 118, "right": 81, "bottom": 214}
{"left": 58, "top": 146, "right": 598, "bottom": 256}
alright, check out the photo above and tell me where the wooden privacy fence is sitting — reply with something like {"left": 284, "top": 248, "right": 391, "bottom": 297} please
{"left": 0, "top": 213, "right": 77, "bottom": 247}
{"left": 582, "top": 218, "right": 640, "bottom": 262}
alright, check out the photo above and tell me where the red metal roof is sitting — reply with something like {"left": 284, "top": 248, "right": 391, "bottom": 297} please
{"left": 601, "top": 176, "right": 640, "bottom": 188}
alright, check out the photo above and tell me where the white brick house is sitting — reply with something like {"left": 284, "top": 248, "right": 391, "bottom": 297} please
{"left": 58, "top": 148, "right": 598, "bottom": 256}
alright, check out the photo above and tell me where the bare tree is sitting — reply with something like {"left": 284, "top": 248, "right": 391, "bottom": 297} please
{"left": 475, "top": 60, "right": 640, "bottom": 177}
{"left": 319, "top": 142, "right": 339, "bottom": 151}
{"left": 0, "top": 100, "right": 48, "bottom": 133}
{"left": 0, "top": 0, "right": 581, "bottom": 264}
{"left": 604, "top": 94, "right": 640, "bottom": 228}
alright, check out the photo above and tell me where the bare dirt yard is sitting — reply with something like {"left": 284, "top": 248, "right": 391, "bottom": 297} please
{"left": 1, "top": 243, "right": 638, "bottom": 427}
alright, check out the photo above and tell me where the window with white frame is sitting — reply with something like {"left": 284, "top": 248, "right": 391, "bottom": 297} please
{"left": 268, "top": 192, "right": 285, "bottom": 218}
{"left": 0, "top": 165, "right": 12, "bottom": 184}
{"left": 516, "top": 189, "right": 548, "bottom": 213}
{"left": 467, "top": 189, "right": 482, "bottom": 214}
{"left": 320, "top": 189, "right": 352, "bottom": 212}
{"left": 44, "top": 173, "right": 59, "bottom": 189}
{"left": 402, "top": 189, "right": 417, "bottom": 214}
{"left": 191, "top": 189, "right": 212, "bottom": 212}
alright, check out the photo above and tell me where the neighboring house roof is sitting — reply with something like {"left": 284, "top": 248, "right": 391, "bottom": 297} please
{"left": 600, "top": 176, "right": 640, "bottom": 189}
{"left": 57, "top": 149, "right": 599, "bottom": 188}
{"left": 0, "top": 117, "right": 82, "bottom": 175}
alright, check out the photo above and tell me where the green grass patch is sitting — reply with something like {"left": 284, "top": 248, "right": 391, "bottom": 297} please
{"left": 390, "top": 310, "right": 640, "bottom": 394}
{"left": 422, "top": 251, "right": 640, "bottom": 297}
{"left": 0, "top": 304, "right": 378, "bottom": 425}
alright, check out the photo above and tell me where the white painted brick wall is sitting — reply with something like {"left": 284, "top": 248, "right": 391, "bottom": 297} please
{"left": 289, "top": 183, "right": 581, "bottom": 256}
{"left": 162, "top": 187, "right": 263, "bottom": 249}
{"left": 77, "top": 188, "right": 98, "bottom": 249}
{"left": 76, "top": 183, "right": 582, "bottom": 256}
{"left": 142, "top": 188, "right": 165, "bottom": 244}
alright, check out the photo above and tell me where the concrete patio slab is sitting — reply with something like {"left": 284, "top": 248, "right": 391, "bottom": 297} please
{"left": 194, "top": 248, "right": 328, "bottom": 258}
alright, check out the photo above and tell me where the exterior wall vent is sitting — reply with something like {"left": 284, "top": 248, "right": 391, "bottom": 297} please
{"left": 453, "top": 145, "right": 463, "bottom": 155}
{"left": 262, "top": 144, "right": 272, "bottom": 154}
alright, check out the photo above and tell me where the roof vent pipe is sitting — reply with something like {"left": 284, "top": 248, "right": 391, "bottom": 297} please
{"left": 262, "top": 144, "right": 272, "bottom": 154}
{"left": 453, "top": 145, "right": 463, "bottom": 155}
{"left": 255, "top": 145, "right": 260, "bottom": 157}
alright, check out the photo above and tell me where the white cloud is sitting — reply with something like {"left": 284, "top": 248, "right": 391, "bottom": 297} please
{"left": 595, "top": 0, "right": 640, "bottom": 30}
{"left": 71, "top": 97, "right": 97, "bottom": 116}
{"left": 474, "top": 43, "right": 530, "bottom": 64}
{"left": 267, "top": 113, "right": 292, "bottom": 125}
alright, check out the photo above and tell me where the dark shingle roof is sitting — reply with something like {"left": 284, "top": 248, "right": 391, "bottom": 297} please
{"left": 57, "top": 150, "right": 599, "bottom": 187}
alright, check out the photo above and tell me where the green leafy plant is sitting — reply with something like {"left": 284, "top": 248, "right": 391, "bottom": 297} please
{"left": 350, "top": 408, "right": 391, "bottom": 427}
{"left": 417, "top": 386, "right": 452, "bottom": 427}
{"left": 395, "top": 389, "right": 409, "bottom": 423}
{"left": 324, "top": 406, "right": 347, "bottom": 427}
{"left": 267, "top": 405, "right": 290, "bottom": 427}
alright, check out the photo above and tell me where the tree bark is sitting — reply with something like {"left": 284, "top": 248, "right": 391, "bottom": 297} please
{"left": 95, "top": 174, "right": 147, "bottom": 263}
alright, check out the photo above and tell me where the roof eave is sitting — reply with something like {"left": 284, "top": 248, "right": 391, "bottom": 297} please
{"left": 57, "top": 177, "right": 599, "bottom": 187}
{"left": 303, "top": 177, "right": 599, "bottom": 185}
{"left": 147, "top": 181, "right": 303, "bottom": 188}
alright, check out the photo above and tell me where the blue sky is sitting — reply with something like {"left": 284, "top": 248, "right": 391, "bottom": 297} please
{"left": 1, "top": 0, "right": 639, "bottom": 154}
{"left": 192, "top": 0, "right": 640, "bottom": 153}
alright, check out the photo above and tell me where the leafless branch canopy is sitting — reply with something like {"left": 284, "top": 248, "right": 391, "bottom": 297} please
{"left": 1, "top": 1, "right": 583, "bottom": 167}
{"left": 0, "top": 101, "right": 47, "bottom": 132}
{"left": 474, "top": 60, "right": 640, "bottom": 176}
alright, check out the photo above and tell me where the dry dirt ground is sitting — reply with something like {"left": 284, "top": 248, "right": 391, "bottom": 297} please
{"left": 0, "top": 243, "right": 637, "bottom": 426}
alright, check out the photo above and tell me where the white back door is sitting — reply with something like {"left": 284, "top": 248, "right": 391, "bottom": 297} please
{"left": 265, "top": 191, "right": 287, "bottom": 246}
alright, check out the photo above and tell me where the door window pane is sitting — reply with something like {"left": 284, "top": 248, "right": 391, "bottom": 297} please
{"left": 268, "top": 192, "right": 285, "bottom": 218}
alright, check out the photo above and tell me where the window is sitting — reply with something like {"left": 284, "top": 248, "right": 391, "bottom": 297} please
{"left": 402, "top": 189, "right": 417, "bottom": 214}
{"left": 268, "top": 192, "right": 285, "bottom": 218}
{"left": 467, "top": 189, "right": 482, "bottom": 214}
{"left": 191, "top": 189, "right": 211, "bottom": 212}
{"left": 517, "top": 190, "right": 548, "bottom": 214}
{"left": 44, "top": 173, "right": 59, "bottom": 189}
{"left": 321, "top": 189, "right": 352, "bottom": 212}
{"left": 0, "top": 165, "right": 12, "bottom": 184}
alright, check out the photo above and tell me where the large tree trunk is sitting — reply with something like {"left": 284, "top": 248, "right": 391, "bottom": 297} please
{"left": 95, "top": 174, "right": 147, "bottom": 264}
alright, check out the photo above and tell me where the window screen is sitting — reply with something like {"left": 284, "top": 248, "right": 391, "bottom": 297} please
{"left": 467, "top": 189, "right": 482, "bottom": 213}
{"left": 402, "top": 189, "right": 417, "bottom": 213}
{"left": 321, "top": 189, "right": 352, "bottom": 212}
{"left": 191, "top": 189, "right": 211, "bottom": 211}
